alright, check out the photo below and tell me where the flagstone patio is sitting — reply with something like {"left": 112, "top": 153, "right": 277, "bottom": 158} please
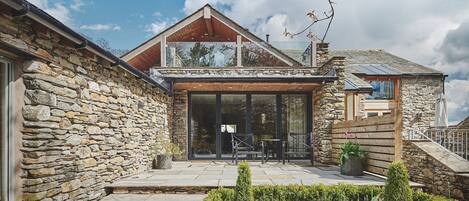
{"left": 106, "top": 161, "right": 422, "bottom": 195}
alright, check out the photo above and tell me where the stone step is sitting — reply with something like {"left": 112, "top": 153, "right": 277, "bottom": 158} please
{"left": 106, "top": 185, "right": 223, "bottom": 194}
{"left": 101, "top": 193, "right": 206, "bottom": 201}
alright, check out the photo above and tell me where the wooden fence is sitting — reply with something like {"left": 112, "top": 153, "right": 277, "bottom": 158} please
{"left": 331, "top": 113, "right": 402, "bottom": 175}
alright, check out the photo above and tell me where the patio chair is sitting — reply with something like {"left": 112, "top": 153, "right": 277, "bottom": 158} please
{"left": 282, "top": 132, "right": 312, "bottom": 164}
{"left": 231, "top": 133, "right": 265, "bottom": 164}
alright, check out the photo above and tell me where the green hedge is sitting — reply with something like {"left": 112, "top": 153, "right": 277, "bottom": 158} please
{"left": 205, "top": 185, "right": 453, "bottom": 201}
{"left": 206, "top": 162, "right": 454, "bottom": 201}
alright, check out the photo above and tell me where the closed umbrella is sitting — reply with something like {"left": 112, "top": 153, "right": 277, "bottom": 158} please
{"left": 434, "top": 93, "right": 448, "bottom": 128}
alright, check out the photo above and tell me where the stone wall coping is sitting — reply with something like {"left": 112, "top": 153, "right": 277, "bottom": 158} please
{"left": 410, "top": 141, "right": 469, "bottom": 173}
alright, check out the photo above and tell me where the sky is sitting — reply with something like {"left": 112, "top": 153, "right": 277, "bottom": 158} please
{"left": 29, "top": 0, "right": 469, "bottom": 125}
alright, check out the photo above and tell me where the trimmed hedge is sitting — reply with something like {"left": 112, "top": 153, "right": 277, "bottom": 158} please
{"left": 205, "top": 185, "right": 453, "bottom": 201}
{"left": 205, "top": 162, "right": 454, "bottom": 201}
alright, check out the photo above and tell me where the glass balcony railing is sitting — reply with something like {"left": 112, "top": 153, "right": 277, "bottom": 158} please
{"left": 166, "top": 42, "right": 236, "bottom": 67}
{"left": 164, "top": 41, "right": 311, "bottom": 67}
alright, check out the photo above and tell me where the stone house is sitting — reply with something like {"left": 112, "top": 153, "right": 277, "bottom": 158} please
{"left": 0, "top": 1, "right": 447, "bottom": 200}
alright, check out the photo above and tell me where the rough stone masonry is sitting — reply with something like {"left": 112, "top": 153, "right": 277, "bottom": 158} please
{"left": 1, "top": 11, "right": 172, "bottom": 200}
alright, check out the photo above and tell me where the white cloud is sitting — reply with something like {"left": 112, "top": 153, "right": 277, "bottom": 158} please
{"left": 153, "top": 12, "right": 162, "bottom": 17}
{"left": 29, "top": 0, "right": 73, "bottom": 26}
{"left": 80, "top": 24, "right": 121, "bottom": 31}
{"left": 181, "top": 0, "right": 469, "bottom": 123}
{"left": 144, "top": 18, "right": 179, "bottom": 35}
{"left": 145, "top": 21, "right": 169, "bottom": 35}
{"left": 70, "top": 0, "right": 85, "bottom": 11}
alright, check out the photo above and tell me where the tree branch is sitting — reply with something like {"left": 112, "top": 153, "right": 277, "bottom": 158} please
{"left": 284, "top": 0, "right": 335, "bottom": 42}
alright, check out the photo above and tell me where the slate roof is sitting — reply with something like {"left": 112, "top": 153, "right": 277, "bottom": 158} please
{"left": 349, "top": 64, "right": 402, "bottom": 75}
{"left": 330, "top": 49, "right": 443, "bottom": 75}
{"left": 345, "top": 73, "right": 373, "bottom": 92}
{"left": 455, "top": 116, "right": 469, "bottom": 128}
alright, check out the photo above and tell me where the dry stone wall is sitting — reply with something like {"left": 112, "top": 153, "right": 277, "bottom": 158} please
{"left": 313, "top": 56, "right": 346, "bottom": 164}
{"left": 1, "top": 14, "right": 172, "bottom": 201}
{"left": 402, "top": 141, "right": 469, "bottom": 200}
{"left": 399, "top": 77, "right": 443, "bottom": 137}
{"left": 172, "top": 90, "right": 188, "bottom": 160}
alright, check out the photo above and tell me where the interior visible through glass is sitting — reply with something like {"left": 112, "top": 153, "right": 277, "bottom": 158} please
{"left": 189, "top": 93, "right": 309, "bottom": 159}
{"left": 282, "top": 95, "right": 308, "bottom": 158}
{"left": 251, "top": 94, "right": 277, "bottom": 147}
{"left": 221, "top": 95, "right": 246, "bottom": 158}
{"left": 190, "top": 94, "right": 217, "bottom": 158}
{"left": 366, "top": 80, "right": 394, "bottom": 100}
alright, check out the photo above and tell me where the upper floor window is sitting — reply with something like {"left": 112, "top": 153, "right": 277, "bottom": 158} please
{"left": 366, "top": 80, "right": 394, "bottom": 100}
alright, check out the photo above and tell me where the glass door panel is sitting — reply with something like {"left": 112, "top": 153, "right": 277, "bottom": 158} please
{"left": 251, "top": 95, "right": 277, "bottom": 144}
{"left": 221, "top": 95, "right": 246, "bottom": 158}
{"left": 282, "top": 94, "right": 308, "bottom": 158}
{"left": 1, "top": 59, "right": 9, "bottom": 201}
{"left": 190, "top": 94, "right": 217, "bottom": 159}
{"left": 0, "top": 61, "right": 5, "bottom": 201}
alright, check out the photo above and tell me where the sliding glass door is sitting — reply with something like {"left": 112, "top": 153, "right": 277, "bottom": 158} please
{"left": 251, "top": 95, "right": 277, "bottom": 144}
{"left": 0, "top": 59, "right": 5, "bottom": 201}
{"left": 190, "top": 94, "right": 217, "bottom": 158}
{"left": 189, "top": 93, "right": 311, "bottom": 160}
{"left": 220, "top": 95, "right": 246, "bottom": 158}
{"left": 282, "top": 95, "right": 309, "bottom": 158}
{"left": 1, "top": 57, "right": 12, "bottom": 201}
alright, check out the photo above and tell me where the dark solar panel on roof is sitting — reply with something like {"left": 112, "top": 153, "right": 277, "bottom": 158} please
{"left": 350, "top": 64, "right": 402, "bottom": 75}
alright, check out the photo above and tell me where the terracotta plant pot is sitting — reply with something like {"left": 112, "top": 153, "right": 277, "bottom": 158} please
{"left": 155, "top": 154, "right": 173, "bottom": 169}
{"left": 340, "top": 156, "right": 364, "bottom": 176}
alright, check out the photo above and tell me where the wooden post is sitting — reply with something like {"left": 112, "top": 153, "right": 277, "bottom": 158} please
{"left": 394, "top": 109, "right": 403, "bottom": 161}
{"left": 170, "top": 47, "right": 176, "bottom": 67}
{"left": 160, "top": 35, "right": 167, "bottom": 67}
{"left": 236, "top": 35, "right": 242, "bottom": 67}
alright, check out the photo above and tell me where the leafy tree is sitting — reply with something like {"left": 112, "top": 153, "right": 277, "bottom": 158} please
{"left": 180, "top": 42, "right": 215, "bottom": 67}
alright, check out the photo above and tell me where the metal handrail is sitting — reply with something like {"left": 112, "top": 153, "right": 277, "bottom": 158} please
{"left": 406, "top": 128, "right": 468, "bottom": 160}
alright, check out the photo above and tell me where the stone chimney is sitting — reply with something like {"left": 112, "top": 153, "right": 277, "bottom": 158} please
{"left": 316, "top": 42, "right": 329, "bottom": 66}
{"left": 309, "top": 42, "right": 329, "bottom": 68}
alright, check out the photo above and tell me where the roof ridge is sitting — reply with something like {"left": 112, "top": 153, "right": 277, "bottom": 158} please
{"left": 331, "top": 49, "right": 385, "bottom": 52}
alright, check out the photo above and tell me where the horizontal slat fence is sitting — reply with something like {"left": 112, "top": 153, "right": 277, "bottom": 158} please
{"left": 332, "top": 115, "right": 399, "bottom": 175}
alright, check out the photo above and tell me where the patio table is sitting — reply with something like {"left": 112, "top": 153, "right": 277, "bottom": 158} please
{"left": 261, "top": 138, "right": 283, "bottom": 162}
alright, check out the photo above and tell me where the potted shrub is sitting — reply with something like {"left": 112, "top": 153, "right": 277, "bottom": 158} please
{"left": 339, "top": 141, "right": 366, "bottom": 176}
{"left": 152, "top": 136, "right": 182, "bottom": 169}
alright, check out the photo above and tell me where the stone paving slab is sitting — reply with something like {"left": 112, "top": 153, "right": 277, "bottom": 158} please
{"left": 101, "top": 193, "right": 206, "bottom": 201}
{"left": 107, "top": 161, "right": 422, "bottom": 190}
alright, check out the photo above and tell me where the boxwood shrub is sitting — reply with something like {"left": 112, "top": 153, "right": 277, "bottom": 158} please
{"left": 205, "top": 162, "right": 454, "bottom": 201}
{"left": 384, "top": 161, "right": 412, "bottom": 201}
{"left": 205, "top": 185, "right": 453, "bottom": 201}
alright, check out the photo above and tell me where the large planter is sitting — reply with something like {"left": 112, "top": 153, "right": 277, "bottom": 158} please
{"left": 340, "top": 156, "right": 364, "bottom": 176}
{"left": 155, "top": 154, "right": 173, "bottom": 169}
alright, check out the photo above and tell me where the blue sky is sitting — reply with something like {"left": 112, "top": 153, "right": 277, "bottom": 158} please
{"left": 51, "top": 0, "right": 186, "bottom": 49}
{"left": 29, "top": 0, "right": 469, "bottom": 124}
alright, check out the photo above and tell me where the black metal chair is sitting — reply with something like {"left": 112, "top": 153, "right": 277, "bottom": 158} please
{"left": 231, "top": 133, "right": 264, "bottom": 164}
{"left": 282, "top": 132, "right": 312, "bottom": 164}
